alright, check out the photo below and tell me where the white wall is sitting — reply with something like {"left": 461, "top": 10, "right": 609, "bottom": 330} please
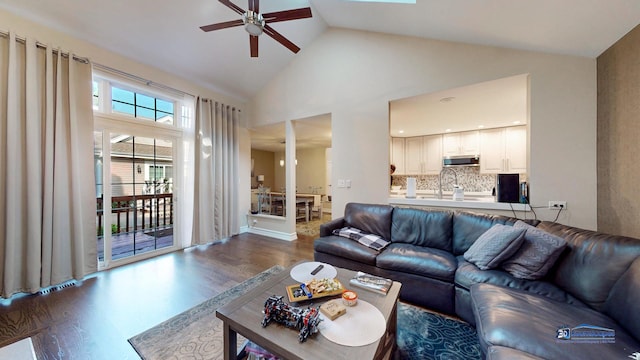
{"left": 251, "top": 28, "right": 597, "bottom": 230}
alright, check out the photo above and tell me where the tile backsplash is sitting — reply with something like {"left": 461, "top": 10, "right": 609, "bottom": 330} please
{"left": 392, "top": 167, "right": 525, "bottom": 192}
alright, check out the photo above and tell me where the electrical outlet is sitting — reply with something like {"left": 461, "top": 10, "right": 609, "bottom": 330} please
{"left": 548, "top": 201, "right": 567, "bottom": 209}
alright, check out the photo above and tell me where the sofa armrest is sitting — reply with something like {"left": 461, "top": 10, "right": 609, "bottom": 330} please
{"left": 319, "top": 217, "right": 345, "bottom": 237}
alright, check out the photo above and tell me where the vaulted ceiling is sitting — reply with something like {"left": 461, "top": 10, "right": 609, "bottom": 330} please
{"left": 1, "top": 0, "right": 639, "bottom": 102}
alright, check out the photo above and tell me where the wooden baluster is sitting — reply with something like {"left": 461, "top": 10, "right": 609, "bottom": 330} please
{"left": 125, "top": 200, "right": 130, "bottom": 234}
{"left": 97, "top": 196, "right": 103, "bottom": 236}
{"left": 116, "top": 201, "right": 122, "bottom": 234}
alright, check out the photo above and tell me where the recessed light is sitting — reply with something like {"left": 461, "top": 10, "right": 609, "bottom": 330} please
{"left": 478, "top": 125, "right": 484, "bottom": 129}
{"left": 445, "top": 129, "right": 452, "bottom": 132}
{"left": 398, "top": 130, "right": 404, "bottom": 134}
{"left": 513, "top": 121, "right": 521, "bottom": 125}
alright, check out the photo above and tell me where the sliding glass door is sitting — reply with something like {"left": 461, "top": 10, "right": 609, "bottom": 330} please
{"left": 95, "top": 131, "right": 176, "bottom": 264}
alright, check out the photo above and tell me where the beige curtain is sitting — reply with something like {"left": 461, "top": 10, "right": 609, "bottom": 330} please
{"left": 0, "top": 33, "right": 96, "bottom": 298}
{"left": 192, "top": 97, "right": 239, "bottom": 245}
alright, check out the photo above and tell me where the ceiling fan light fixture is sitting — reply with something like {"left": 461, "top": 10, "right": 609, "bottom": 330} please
{"left": 243, "top": 11, "right": 265, "bottom": 36}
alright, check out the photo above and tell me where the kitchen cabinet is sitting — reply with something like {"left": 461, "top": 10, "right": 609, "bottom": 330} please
{"left": 404, "top": 135, "right": 442, "bottom": 174}
{"left": 443, "top": 130, "right": 479, "bottom": 156}
{"left": 404, "top": 137, "right": 423, "bottom": 174}
{"left": 390, "top": 137, "right": 405, "bottom": 174}
{"left": 480, "top": 126, "right": 527, "bottom": 174}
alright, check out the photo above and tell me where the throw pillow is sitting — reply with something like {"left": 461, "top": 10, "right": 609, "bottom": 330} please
{"left": 463, "top": 224, "right": 526, "bottom": 270}
{"left": 501, "top": 220, "right": 567, "bottom": 280}
{"left": 332, "top": 227, "right": 390, "bottom": 251}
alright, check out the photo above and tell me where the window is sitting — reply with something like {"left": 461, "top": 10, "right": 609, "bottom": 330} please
{"left": 93, "top": 77, "right": 176, "bottom": 125}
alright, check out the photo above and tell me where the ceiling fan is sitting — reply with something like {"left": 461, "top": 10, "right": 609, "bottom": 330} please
{"left": 200, "top": 0, "right": 313, "bottom": 57}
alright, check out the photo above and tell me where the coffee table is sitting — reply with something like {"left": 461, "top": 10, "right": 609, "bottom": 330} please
{"left": 216, "top": 264, "right": 402, "bottom": 360}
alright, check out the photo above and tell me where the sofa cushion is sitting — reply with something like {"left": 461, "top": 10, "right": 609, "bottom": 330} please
{"left": 332, "top": 226, "right": 390, "bottom": 251}
{"left": 464, "top": 224, "right": 525, "bottom": 270}
{"left": 313, "top": 235, "right": 378, "bottom": 265}
{"left": 538, "top": 221, "right": 640, "bottom": 311}
{"left": 344, "top": 203, "right": 393, "bottom": 241}
{"left": 456, "top": 257, "right": 586, "bottom": 306}
{"left": 501, "top": 221, "right": 567, "bottom": 280}
{"left": 603, "top": 257, "right": 640, "bottom": 341}
{"left": 376, "top": 243, "right": 457, "bottom": 282}
{"left": 452, "top": 211, "right": 530, "bottom": 255}
{"left": 391, "top": 208, "right": 453, "bottom": 251}
{"left": 471, "top": 283, "right": 640, "bottom": 360}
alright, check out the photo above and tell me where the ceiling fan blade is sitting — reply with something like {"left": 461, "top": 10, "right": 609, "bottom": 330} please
{"left": 219, "top": 0, "right": 245, "bottom": 15}
{"left": 263, "top": 24, "right": 300, "bottom": 53}
{"left": 200, "top": 19, "right": 244, "bottom": 32}
{"left": 262, "top": 7, "right": 312, "bottom": 23}
{"left": 250, "top": 35, "right": 259, "bottom": 57}
{"left": 248, "top": 0, "right": 259, "bottom": 13}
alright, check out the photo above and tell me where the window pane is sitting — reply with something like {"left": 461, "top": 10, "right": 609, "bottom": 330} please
{"left": 136, "top": 107, "right": 155, "bottom": 120}
{"left": 156, "top": 112, "right": 173, "bottom": 124}
{"left": 112, "top": 87, "right": 134, "bottom": 104}
{"left": 156, "top": 99, "right": 173, "bottom": 114}
{"left": 92, "top": 81, "right": 100, "bottom": 110}
{"left": 136, "top": 93, "right": 155, "bottom": 109}
{"left": 112, "top": 101, "right": 135, "bottom": 116}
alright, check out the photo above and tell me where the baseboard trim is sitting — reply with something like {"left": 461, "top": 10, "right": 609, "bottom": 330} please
{"left": 247, "top": 227, "right": 297, "bottom": 241}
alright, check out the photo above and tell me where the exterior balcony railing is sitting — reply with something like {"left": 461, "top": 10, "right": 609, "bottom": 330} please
{"left": 96, "top": 193, "right": 174, "bottom": 260}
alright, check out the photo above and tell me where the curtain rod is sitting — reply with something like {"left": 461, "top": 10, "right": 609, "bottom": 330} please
{"left": 1, "top": 30, "right": 195, "bottom": 99}
{"left": 0, "top": 30, "right": 89, "bottom": 64}
{"left": 92, "top": 63, "right": 196, "bottom": 98}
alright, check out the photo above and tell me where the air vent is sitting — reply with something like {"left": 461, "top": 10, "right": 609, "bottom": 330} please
{"left": 38, "top": 280, "right": 78, "bottom": 295}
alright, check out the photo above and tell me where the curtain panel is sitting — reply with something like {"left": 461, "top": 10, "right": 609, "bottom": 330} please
{"left": 192, "top": 98, "right": 240, "bottom": 245}
{"left": 0, "top": 33, "right": 96, "bottom": 298}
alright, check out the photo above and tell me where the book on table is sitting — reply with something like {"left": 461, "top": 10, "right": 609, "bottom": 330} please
{"left": 349, "top": 272, "right": 393, "bottom": 295}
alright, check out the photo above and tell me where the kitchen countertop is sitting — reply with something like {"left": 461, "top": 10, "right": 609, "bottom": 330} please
{"left": 388, "top": 189, "right": 531, "bottom": 211}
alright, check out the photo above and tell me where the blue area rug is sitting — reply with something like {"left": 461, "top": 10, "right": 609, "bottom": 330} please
{"left": 397, "top": 302, "right": 482, "bottom": 360}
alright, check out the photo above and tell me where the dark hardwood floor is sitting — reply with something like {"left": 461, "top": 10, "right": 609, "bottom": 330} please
{"left": 0, "top": 233, "right": 316, "bottom": 359}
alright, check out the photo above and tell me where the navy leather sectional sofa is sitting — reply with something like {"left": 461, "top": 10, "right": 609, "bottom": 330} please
{"left": 313, "top": 202, "right": 640, "bottom": 359}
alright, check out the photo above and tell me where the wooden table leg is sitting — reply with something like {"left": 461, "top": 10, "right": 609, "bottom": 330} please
{"left": 223, "top": 322, "right": 237, "bottom": 360}
{"left": 305, "top": 200, "right": 310, "bottom": 222}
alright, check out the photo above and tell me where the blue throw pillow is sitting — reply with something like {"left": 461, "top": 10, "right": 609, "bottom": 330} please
{"left": 464, "top": 224, "right": 526, "bottom": 270}
{"left": 501, "top": 221, "right": 567, "bottom": 280}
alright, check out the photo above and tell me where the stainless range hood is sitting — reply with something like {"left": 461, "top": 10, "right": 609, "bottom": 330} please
{"left": 443, "top": 155, "right": 480, "bottom": 167}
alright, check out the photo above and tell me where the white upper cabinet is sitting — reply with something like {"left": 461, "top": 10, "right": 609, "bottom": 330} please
{"left": 400, "top": 135, "right": 442, "bottom": 175}
{"left": 390, "top": 137, "right": 405, "bottom": 174}
{"left": 443, "top": 130, "right": 480, "bottom": 156}
{"left": 505, "top": 126, "right": 527, "bottom": 172}
{"left": 480, "top": 126, "right": 527, "bottom": 174}
{"left": 404, "top": 137, "right": 424, "bottom": 174}
{"left": 422, "top": 134, "right": 443, "bottom": 174}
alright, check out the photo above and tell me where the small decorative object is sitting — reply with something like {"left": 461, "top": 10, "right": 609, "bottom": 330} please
{"left": 262, "top": 295, "right": 321, "bottom": 342}
{"left": 342, "top": 290, "right": 358, "bottom": 306}
{"left": 320, "top": 299, "right": 347, "bottom": 320}
{"left": 349, "top": 272, "right": 393, "bottom": 295}
{"left": 286, "top": 278, "right": 344, "bottom": 302}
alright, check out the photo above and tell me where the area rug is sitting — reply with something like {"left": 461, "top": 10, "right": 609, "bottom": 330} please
{"left": 396, "top": 302, "right": 482, "bottom": 360}
{"left": 129, "top": 264, "right": 482, "bottom": 360}
{"left": 296, "top": 213, "right": 331, "bottom": 237}
{"left": 128, "top": 265, "right": 285, "bottom": 360}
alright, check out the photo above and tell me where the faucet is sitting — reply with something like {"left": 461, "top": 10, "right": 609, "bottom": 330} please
{"left": 438, "top": 167, "right": 458, "bottom": 199}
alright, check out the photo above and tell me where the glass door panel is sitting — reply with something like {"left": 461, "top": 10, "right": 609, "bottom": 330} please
{"left": 105, "top": 134, "right": 175, "bottom": 261}
{"left": 95, "top": 131, "right": 105, "bottom": 262}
